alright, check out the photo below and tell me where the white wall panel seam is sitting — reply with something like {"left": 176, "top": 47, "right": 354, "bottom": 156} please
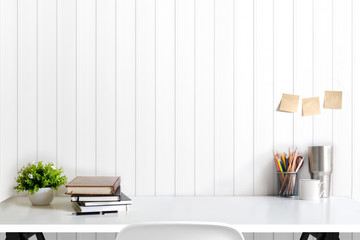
{"left": 331, "top": 0, "right": 334, "bottom": 197}
{"left": 0, "top": 0, "right": 2, "bottom": 200}
{"left": 194, "top": 0, "right": 196, "bottom": 196}
{"left": 154, "top": 0, "right": 157, "bottom": 196}
{"left": 17, "top": 0, "right": 20, "bottom": 175}
{"left": 272, "top": 0, "right": 275, "bottom": 195}
{"left": 252, "top": 0, "right": 255, "bottom": 196}
{"left": 292, "top": 0, "right": 295, "bottom": 150}
{"left": 36, "top": 0, "right": 39, "bottom": 162}
{"left": 213, "top": 0, "right": 216, "bottom": 196}
{"left": 351, "top": 0, "right": 356, "bottom": 199}
{"left": 232, "top": 0, "right": 235, "bottom": 196}
{"left": 16, "top": 0, "right": 19, "bottom": 191}
{"left": 114, "top": 0, "right": 118, "bottom": 177}
{"left": 75, "top": 0, "right": 78, "bottom": 177}
{"left": 95, "top": 0, "right": 98, "bottom": 177}
{"left": 174, "top": 0, "right": 176, "bottom": 197}
{"left": 351, "top": 0, "right": 354, "bottom": 199}
{"left": 56, "top": 0, "right": 59, "bottom": 171}
{"left": 134, "top": 0, "right": 137, "bottom": 196}
{"left": 16, "top": 0, "right": 19, "bottom": 177}
{"left": 312, "top": 0, "right": 314, "bottom": 146}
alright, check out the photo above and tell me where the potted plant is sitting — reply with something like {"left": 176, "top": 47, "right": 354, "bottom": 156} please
{"left": 14, "top": 161, "right": 67, "bottom": 206}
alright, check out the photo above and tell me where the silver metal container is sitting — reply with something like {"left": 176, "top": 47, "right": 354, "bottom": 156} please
{"left": 308, "top": 146, "right": 333, "bottom": 198}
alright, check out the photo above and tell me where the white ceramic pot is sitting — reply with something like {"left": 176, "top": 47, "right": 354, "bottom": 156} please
{"left": 28, "top": 187, "right": 54, "bottom": 206}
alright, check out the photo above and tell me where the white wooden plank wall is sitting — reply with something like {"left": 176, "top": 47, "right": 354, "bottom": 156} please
{"left": 136, "top": 0, "right": 156, "bottom": 196}
{"left": 254, "top": 0, "right": 274, "bottom": 195}
{"left": 57, "top": 0, "right": 77, "bottom": 195}
{"left": 234, "top": 0, "right": 253, "bottom": 196}
{"left": 332, "top": 0, "right": 352, "bottom": 197}
{"left": 116, "top": 0, "right": 136, "bottom": 196}
{"left": 214, "top": 0, "right": 234, "bottom": 196}
{"left": 313, "top": 0, "right": 333, "bottom": 197}
{"left": 273, "top": 0, "right": 294, "bottom": 194}
{"left": 0, "top": 0, "right": 18, "bottom": 201}
{"left": 156, "top": 0, "right": 175, "bottom": 196}
{"left": 77, "top": 0, "right": 96, "bottom": 176}
{"left": 354, "top": 0, "right": 360, "bottom": 202}
{"left": 1, "top": 0, "right": 360, "bottom": 238}
{"left": 293, "top": 0, "right": 312, "bottom": 181}
{"left": 195, "top": 0, "right": 215, "bottom": 196}
{"left": 38, "top": 0, "right": 57, "bottom": 168}
{"left": 175, "top": 0, "right": 195, "bottom": 196}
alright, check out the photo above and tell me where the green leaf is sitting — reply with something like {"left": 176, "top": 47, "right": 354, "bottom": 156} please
{"left": 14, "top": 161, "right": 68, "bottom": 193}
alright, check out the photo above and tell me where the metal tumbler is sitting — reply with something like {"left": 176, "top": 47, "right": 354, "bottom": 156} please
{"left": 308, "top": 145, "right": 333, "bottom": 198}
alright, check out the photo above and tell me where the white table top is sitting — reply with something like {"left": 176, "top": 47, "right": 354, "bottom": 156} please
{"left": 0, "top": 196, "right": 359, "bottom": 232}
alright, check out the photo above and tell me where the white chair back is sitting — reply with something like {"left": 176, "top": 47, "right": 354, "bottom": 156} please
{"left": 116, "top": 223, "right": 245, "bottom": 240}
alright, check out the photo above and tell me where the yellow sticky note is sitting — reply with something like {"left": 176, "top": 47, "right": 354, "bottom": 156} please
{"left": 279, "top": 94, "right": 300, "bottom": 113}
{"left": 324, "top": 91, "right": 342, "bottom": 109}
{"left": 302, "top": 97, "right": 321, "bottom": 116}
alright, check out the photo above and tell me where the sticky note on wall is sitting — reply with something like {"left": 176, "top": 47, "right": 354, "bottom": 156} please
{"left": 324, "top": 91, "right": 342, "bottom": 109}
{"left": 302, "top": 97, "right": 321, "bottom": 116}
{"left": 279, "top": 94, "right": 300, "bottom": 113}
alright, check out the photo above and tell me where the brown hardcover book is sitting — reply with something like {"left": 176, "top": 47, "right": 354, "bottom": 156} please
{"left": 66, "top": 176, "right": 121, "bottom": 195}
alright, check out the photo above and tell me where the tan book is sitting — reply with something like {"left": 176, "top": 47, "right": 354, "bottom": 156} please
{"left": 66, "top": 176, "right": 121, "bottom": 195}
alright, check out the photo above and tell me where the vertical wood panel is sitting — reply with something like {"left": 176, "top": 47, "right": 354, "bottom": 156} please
{"left": 274, "top": 233, "right": 293, "bottom": 240}
{"left": 332, "top": 0, "right": 352, "bottom": 197}
{"left": 294, "top": 0, "right": 313, "bottom": 181}
{"left": 255, "top": 233, "right": 273, "bottom": 240}
{"left": 18, "top": 0, "right": 38, "bottom": 169}
{"left": 38, "top": 0, "right": 57, "bottom": 164}
{"left": 58, "top": 233, "right": 76, "bottom": 240}
{"left": 214, "top": 0, "right": 234, "bottom": 196}
{"left": 97, "top": 233, "right": 116, "bottom": 240}
{"left": 0, "top": 0, "right": 18, "bottom": 200}
{"left": 234, "top": 0, "right": 254, "bottom": 196}
{"left": 294, "top": 233, "right": 302, "bottom": 240}
{"left": 254, "top": 0, "right": 274, "bottom": 195}
{"left": 116, "top": 0, "right": 136, "bottom": 195}
{"left": 77, "top": 0, "right": 96, "bottom": 176}
{"left": 313, "top": 0, "right": 333, "bottom": 195}
{"left": 155, "top": 0, "right": 175, "bottom": 196}
{"left": 175, "top": 0, "right": 195, "bottom": 196}
{"left": 354, "top": 0, "right": 360, "bottom": 201}
{"left": 273, "top": 0, "right": 294, "bottom": 156}
{"left": 43, "top": 233, "right": 56, "bottom": 240}
{"left": 313, "top": 0, "right": 333, "bottom": 149}
{"left": 195, "top": 0, "right": 215, "bottom": 196}
{"left": 97, "top": 0, "right": 116, "bottom": 176}
{"left": 353, "top": 233, "right": 360, "bottom": 240}
{"left": 339, "top": 233, "right": 353, "bottom": 240}
{"left": 58, "top": 0, "right": 77, "bottom": 194}
{"left": 136, "top": 0, "right": 156, "bottom": 196}
{"left": 243, "top": 233, "right": 254, "bottom": 240}
{"left": 78, "top": 233, "right": 96, "bottom": 240}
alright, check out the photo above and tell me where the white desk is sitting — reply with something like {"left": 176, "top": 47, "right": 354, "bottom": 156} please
{"left": 0, "top": 196, "right": 359, "bottom": 233}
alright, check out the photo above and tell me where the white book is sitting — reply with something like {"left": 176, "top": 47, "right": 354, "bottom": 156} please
{"left": 72, "top": 202, "right": 128, "bottom": 213}
{"left": 81, "top": 200, "right": 131, "bottom": 207}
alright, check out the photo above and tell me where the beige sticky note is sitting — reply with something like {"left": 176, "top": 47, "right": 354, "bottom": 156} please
{"left": 279, "top": 94, "right": 300, "bottom": 112}
{"left": 302, "top": 97, "right": 321, "bottom": 116}
{"left": 324, "top": 91, "right": 342, "bottom": 109}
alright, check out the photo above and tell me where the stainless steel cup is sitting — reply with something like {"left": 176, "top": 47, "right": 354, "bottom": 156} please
{"left": 308, "top": 146, "right": 333, "bottom": 198}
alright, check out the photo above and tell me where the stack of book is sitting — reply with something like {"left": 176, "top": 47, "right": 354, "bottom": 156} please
{"left": 66, "top": 176, "right": 132, "bottom": 215}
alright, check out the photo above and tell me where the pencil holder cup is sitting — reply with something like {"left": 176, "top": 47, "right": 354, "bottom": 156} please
{"left": 277, "top": 172, "right": 298, "bottom": 197}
